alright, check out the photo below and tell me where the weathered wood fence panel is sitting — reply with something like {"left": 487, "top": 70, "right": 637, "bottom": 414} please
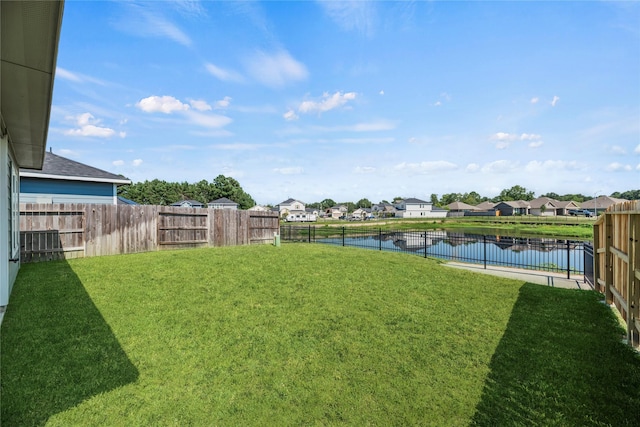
{"left": 593, "top": 200, "right": 640, "bottom": 347}
{"left": 20, "top": 203, "right": 279, "bottom": 262}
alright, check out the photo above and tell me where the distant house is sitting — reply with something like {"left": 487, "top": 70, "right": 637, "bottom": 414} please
{"left": 394, "top": 198, "right": 448, "bottom": 218}
{"left": 581, "top": 195, "right": 626, "bottom": 214}
{"left": 306, "top": 207, "right": 320, "bottom": 216}
{"left": 278, "top": 198, "right": 305, "bottom": 217}
{"left": 372, "top": 203, "right": 397, "bottom": 218}
{"left": 20, "top": 152, "right": 131, "bottom": 205}
{"left": 446, "top": 201, "right": 479, "bottom": 213}
{"left": 528, "top": 197, "right": 559, "bottom": 216}
{"left": 171, "top": 200, "right": 205, "bottom": 208}
{"left": 248, "top": 205, "right": 270, "bottom": 212}
{"left": 326, "top": 205, "right": 348, "bottom": 219}
{"left": 494, "top": 200, "right": 530, "bottom": 216}
{"left": 352, "top": 207, "right": 372, "bottom": 219}
{"left": 208, "top": 197, "right": 238, "bottom": 210}
{"left": 117, "top": 196, "right": 138, "bottom": 205}
{"left": 475, "top": 201, "right": 496, "bottom": 211}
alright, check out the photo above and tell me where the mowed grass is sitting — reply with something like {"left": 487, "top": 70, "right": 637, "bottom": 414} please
{"left": 2, "top": 244, "right": 639, "bottom": 426}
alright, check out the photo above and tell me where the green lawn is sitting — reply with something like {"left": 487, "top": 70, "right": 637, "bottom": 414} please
{"left": 2, "top": 244, "right": 639, "bottom": 426}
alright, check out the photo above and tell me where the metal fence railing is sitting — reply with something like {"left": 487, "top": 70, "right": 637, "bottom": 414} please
{"left": 281, "top": 225, "right": 590, "bottom": 279}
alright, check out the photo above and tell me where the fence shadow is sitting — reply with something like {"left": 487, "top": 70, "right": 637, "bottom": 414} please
{"left": 1, "top": 260, "right": 138, "bottom": 426}
{"left": 471, "top": 283, "right": 640, "bottom": 425}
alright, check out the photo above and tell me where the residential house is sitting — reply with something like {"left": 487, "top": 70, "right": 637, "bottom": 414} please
{"left": 208, "top": 197, "right": 238, "bottom": 210}
{"left": 325, "top": 205, "right": 348, "bottom": 219}
{"left": 306, "top": 207, "right": 320, "bottom": 216}
{"left": 351, "top": 207, "right": 372, "bottom": 219}
{"left": 20, "top": 151, "right": 131, "bottom": 205}
{"left": 393, "top": 198, "right": 448, "bottom": 218}
{"left": 528, "top": 197, "right": 558, "bottom": 216}
{"left": 1, "top": 1, "right": 64, "bottom": 307}
{"left": 554, "top": 200, "right": 581, "bottom": 216}
{"left": 248, "top": 205, "right": 270, "bottom": 212}
{"left": 372, "top": 203, "right": 397, "bottom": 218}
{"left": 171, "top": 200, "right": 205, "bottom": 208}
{"left": 278, "top": 198, "right": 305, "bottom": 217}
{"left": 581, "top": 195, "right": 626, "bottom": 215}
{"left": 494, "top": 200, "right": 531, "bottom": 216}
{"left": 475, "top": 201, "right": 496, "bottom": 211}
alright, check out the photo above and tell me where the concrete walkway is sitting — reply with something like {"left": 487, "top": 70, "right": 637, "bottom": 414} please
{"left": 444, "top": 261, "right": 592, "bottom": 290}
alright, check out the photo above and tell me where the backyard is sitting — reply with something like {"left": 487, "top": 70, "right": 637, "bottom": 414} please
{"left": 2, "top": 244, "right": 639, "bottom": 426}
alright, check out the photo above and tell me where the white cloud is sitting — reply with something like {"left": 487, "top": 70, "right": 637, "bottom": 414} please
{"left": 481, "top": 160, "right": 519, "bottom": 173}
{"left": 610, "top": 145, "right": 626, "bottom": 154}
{"left": 551, "top": 95, "right": 560, "bottom": 107}
{"left": 520, "top": 133, "right": 541, "bottom": 141}
{"left": 491, "top": 132, "right": 518, "bottom": 141}
{"left": 136, "top": 96, "right": 190, "bottom": 114}
{"left": 466, "top": 163, "right": 480, "bottom": 172}
{"left": 213, "top": 143, "right": 264, "bottom": 151}
{"left": 185, "top": 111, "right": 232, "bottom": 128}
{"left": 394, "top": 161, "right": 458, "bottom": 174}
{"left": 273, "top": 166, "right": 304, "bottom": 175}
{"left": 215, "top": 96, "right": 232, "bottom": 109}
{"left": 490, "top": 132, "right": 542, "bottom": 149}
{"left": 528, "top": 141, "right": 544, "bottom": 148}
{"left": 495, "top": 141, "right": 511, "bottom": 150}
{"left": 132, "top": 159, "right": 143, "bottom": 166}
{"left": 635, "top": 144, "right": 640, "bottom": 154}
{"left": 524, "top": 160, "right": 583, "bottom": 173}
{"left": 433, "top": 101, "right": 442, "bottom": 107}
{"left": 283, "top": 110, "right": 299, "bottom": 121}
{"left": 112, "top": 160, "right": 125, "bottom": 166}
{"left": 64, "top": 113, "right": 117, "bottom": 138}
{"left": 530, "top": 97, "right": 539, "bottom": 104}
{"left": 245, "top": 50, "right": 308, "bottom": 87}
{"left": 205, "top": 63, "right": 244, "bottom": 83}
{"left": 117, "top": 4, "right": 192, "bottom": 46}
{"left": 190, "top": 100, "right": 212, "bottom": 111}
{"left": 637, "top": 163, "right": 640, "bottom": 170}
{"left": 318, "top": 0, "right": 376, "bottom": 37}
{"left": 379, "top": 90, "right": 384, "bottom": 95}
{"left": 606, "top": 162, "right": 632, "bottom": 172}
{"left": 354, "top": 166, "right": 376, "bottom": 174}
{"left": 298, "top": 91, "right": 357, "bottom": 114}
{"left": 56, "top": 67, "right": 82, "bottom": 82}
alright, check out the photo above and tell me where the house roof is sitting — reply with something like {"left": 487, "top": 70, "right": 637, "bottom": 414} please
{"left": 496, "top": 200, "right": 530, "bottom": 208}
{"left": 580, "top": 195, "right": 626, "bottom": 209}
{"left": 446, "top": 201, "right": 479, "bottom": 211}
{"left": 209, "top": 197, "right": 237, "bottom": 205}
{"left": 475, "top": 201, "right": 496, "bottom": 210}
{"left": 403, "top": 198, "right": 430, "bottom": 204}
{"left": 2, "top": 1, "right": 64, "bottom": 169}
{"left": 117, "top": 196, "right": 138, "bottom": 205}
{"left": 171, "top": 199, "right": 204, "bottom": 207}
{"left": 528, "top": 197, "right": 558, "bottom": 209}
{"left": 20, "top": 152, "right": 131, "bottom": 185}
{"left": 555, "top": 200, "right": 580, "bottom": 208}
{"left": 279, "top": 198, "right": 304, "bottom": 206}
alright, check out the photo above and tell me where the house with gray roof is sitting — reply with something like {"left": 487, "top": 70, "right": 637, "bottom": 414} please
{"left": 393, "top": 198, "right": 448, "bottom": 218}
{"left": 171, "top": 199, "right": 205, "bottom": 208}
{"left": 581, "top": 195, "right": 626, "bottom": 215}
{"left": 277, "top": 198, "right": 305, "bottom": 217}
{"left": 208, "top": 197, "right": 238, "bottom": 210}
{"left": 494, "top": 200, "right": 531, "bottom": 216}
{"left": 19, "top": 151, "right": 131, "bottom": 205}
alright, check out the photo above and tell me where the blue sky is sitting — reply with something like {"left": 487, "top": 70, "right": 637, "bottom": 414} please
{"left": 49, "top": 0, "right": 639, "bottom": 205}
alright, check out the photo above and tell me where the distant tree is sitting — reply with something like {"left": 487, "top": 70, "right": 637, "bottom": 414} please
{"left": 611, "top": 190, "right": 640, "bottom": 200}
{"left": 497, "top": 185, "right": 535, "bottom": 202}
{"left": 440, "top": 193, "right": 462, "bottom": 206}
{"left": 320, "top": 198, "right": 336, "bottom": 208}
{"left": 356, "top": 198, "right": 372, "bottom": 208}
{"left": 461, "top": 191, "right": 484, "bottom": 206}
{"left": 341, "top": 202, "right": 356, "bottom": 213}
{"left": 430, "top": 194, "right": 439, "bottom": 205}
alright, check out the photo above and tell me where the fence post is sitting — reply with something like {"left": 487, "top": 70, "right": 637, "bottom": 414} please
{"left": 379, "top": 228, "right": 382, "bottom": 251}
{"left": 483, "top": 235, "right": 487, "bottom": 269}
{"left": 308, "top": 224, "right": 311, "bottom": 243}
{"left": 424, "top": 232, "right": 427, "bottom": 258}
{"left": 342, "top": 227, "right": 345, "bottom": 246}
{"left": 567, "top": 240, "right": 571, "bottom": 279}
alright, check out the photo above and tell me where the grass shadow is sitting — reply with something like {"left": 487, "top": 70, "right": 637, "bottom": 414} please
{"left": 471, "top": 283, "right": 640, "bottom": 426}
{"left": 1, "top": 260, "right": 138, "bottom": 426}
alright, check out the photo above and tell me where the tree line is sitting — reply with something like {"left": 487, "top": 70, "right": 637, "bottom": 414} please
{"left": 117, "top": 175, "right": 256, "bottom": 210}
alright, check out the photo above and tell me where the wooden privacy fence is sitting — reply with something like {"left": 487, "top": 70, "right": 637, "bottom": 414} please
{"left": 593, "top": 200, "right": 640, "bottom": 347}
{"left": 20, "top": 203, "right": 279, "bottom": 262}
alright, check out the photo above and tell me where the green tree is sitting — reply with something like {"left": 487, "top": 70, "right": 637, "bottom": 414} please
{"left": 430, "top": 194, "right": 439, "bottom": 205}
{"left": 356, "top": 198, "right": 372, "bottom": 208}
{"left": 497, "top": 185, "right": 535, "bottom": 202}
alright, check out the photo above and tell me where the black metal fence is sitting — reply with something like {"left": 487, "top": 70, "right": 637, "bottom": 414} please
{"left": 281, "top": 225, "right": 590, "bottom": 279}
